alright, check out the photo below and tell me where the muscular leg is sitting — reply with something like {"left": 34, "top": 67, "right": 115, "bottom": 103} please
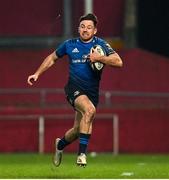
{"left": 63, "top": 94, "right": 96, "bottom": 142}
{"left": 64, "top": 111, "right": 82, "bottom": 142}
{"left": 54, "top": 95, "right": 96, "bottom": 166}
{"left": 53, "top": 111, "right": 83, "bottom": 167}
{"left": 75, "top": 95, "right": 96, "bottom": 134}
{"left": 74, "top": 95, "right": 96, "bottom": 158}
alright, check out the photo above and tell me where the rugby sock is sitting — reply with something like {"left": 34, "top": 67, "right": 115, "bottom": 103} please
{"left": 57, "top": 137, "right": 70, "bottom": 150}
{"left": 78, "top": 133, "right": 91, "bottom": 155}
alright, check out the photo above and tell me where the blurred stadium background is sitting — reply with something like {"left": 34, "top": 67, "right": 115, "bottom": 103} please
{"left": 0, "top": 0, "right": 169, "bottom": 155}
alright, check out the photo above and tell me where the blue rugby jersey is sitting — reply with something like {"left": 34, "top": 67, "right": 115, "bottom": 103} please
{"left": 55, "top": 36, "right": 115, "bottom": 95}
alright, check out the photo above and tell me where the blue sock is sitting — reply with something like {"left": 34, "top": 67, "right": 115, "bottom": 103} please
{"left": 78, "top": 133, "right": 91, "bottom": 155}
{"left": 57, "top": 137, "right": 70, "bottom": 150}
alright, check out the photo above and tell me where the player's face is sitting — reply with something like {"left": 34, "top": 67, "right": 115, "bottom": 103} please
{"left": 78, "top": 20, "right": 97, "bottom": 42}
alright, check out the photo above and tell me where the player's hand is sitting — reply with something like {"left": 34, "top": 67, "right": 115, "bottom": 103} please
{"left": 27, "top": 74, "right": 38, "bottom": 86}
{"left": 89, "top": 49, "right": 103, "bottom": 63}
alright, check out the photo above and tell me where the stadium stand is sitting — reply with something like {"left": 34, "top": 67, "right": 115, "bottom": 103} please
{"left": 0, "top": 48, "right": 169, "bottom": 153}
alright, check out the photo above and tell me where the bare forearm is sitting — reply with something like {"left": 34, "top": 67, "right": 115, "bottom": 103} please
{"left": 27, "top": 51, "right": 58, "bottom": 86}
{"left": 100, "top": 53, "right": 123, "bottom": 67}
{"left": 35, "top": 52, "right": 57, "bottom": 77}
{"left": 90, "top": 52, "right": 123, "bottom": 67}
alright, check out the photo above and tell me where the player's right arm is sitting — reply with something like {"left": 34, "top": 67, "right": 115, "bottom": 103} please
{"left": 27, "top": 51, "right": 58, "bottom": 86}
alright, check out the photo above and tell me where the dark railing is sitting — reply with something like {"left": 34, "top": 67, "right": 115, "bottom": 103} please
{"left": 0, "top": 88, "right": 169, "bottom": 108}
{"left": 0, "top": 88, "right": 169, "bottom": 109}
{"left": 0, "top": 88, "right": 169, "bottom": 154}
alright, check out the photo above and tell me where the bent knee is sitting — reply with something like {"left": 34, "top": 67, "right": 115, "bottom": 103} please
{"left": 84, "top": 106, "right": 96, "bottom": 119}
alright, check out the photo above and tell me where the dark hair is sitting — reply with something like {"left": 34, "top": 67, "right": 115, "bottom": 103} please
{"left": 79, "top": 13, "right": 98, "bottom": 27}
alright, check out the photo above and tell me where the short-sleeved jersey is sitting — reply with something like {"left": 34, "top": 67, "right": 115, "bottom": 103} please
{"left": 55, "top": 36, "right": 115, "bottom": 99}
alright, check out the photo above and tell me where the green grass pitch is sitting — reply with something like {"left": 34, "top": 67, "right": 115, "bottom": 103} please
{"left": 0, "top": 153, "right": 169, "bottom": 178}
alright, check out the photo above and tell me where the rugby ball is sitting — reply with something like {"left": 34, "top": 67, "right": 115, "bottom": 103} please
{"left": 90, "top": 45, "right": 105, "bottom": 71}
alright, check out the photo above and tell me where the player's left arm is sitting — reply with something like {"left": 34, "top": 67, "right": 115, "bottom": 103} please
{"left": 101, "top": 52, "right": 123, "bottom": 67}
{"left": 90, "top": 51, "right": 123, "bottom": 67}
{"left": 90, "top": 40, "right": 123, "bottom": 67}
